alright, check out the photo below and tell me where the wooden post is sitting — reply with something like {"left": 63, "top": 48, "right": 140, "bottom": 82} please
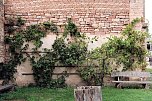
{"left": 74, "top": 86, "right": 102, "bottom": 101}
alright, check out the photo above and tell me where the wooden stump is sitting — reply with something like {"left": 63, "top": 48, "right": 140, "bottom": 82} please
{"left": 74, "top": 86, "right": 102, "bottom": 101}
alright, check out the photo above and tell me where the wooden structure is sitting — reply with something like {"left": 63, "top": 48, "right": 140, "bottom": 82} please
{"left": 0, "top": 84, "right": 14, "bottom": 93}
{"left": 0, "top": 80, "right": 14, "bottom": 93}
{"left": 74, "top": 86, "right": 102, "bottom": 101}
{"left": 111, "top": 71, "right": 152, "bottom": 89}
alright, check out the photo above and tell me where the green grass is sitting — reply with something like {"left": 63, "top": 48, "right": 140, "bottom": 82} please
{"left": 103, "top": 87, "right": 152, "bottom": 101}
{"left": 1, "top": 87, "right": 152, "bottom": 101}
{"left": 0, "top": 87, "right": 74, "bottom": 101}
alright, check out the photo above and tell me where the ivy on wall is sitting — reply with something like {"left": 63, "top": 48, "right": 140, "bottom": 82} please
{"left": 103, "top": 18, "right": 148, "bottom": 71}
{"left": 85, "top": 18, "right": 147, "bottom": 71}
{"left": 0, "top": 17, "right": 148, "bottom": 87}
{"left": 78, "top": 18, "right": 148, "bottom": 86}
{"left": 52, "top": 19, "right": 88, "bottom": 66}
{"left": 1, "top": 18, "right": 89, "bottom": 87}
{"left": 2, "top": 17, "right": 60, "bottom": 86}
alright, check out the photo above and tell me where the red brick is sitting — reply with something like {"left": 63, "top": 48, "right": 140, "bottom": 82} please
{"left": 3, "top": 0, "right": 144, "bottom": 35}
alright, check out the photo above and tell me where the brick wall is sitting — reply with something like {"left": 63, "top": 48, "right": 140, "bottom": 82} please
{"left": 4, "top": 0, "right": 131, "bottom": 35}
{"left": 130, "top": 0, "right": 145, "bottom": 21}
{"left": 0, "top": 0, "right": 4, "bottom": 62}
{"left": 130, "top": 0, "right": 145, "bottom": 30}
{"left": 3, "top": 0, "right": 145, "bottom": 86}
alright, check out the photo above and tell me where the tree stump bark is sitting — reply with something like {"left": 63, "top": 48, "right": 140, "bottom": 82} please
{"left": 74, "top": 86, "right": 102, "bottom": 101}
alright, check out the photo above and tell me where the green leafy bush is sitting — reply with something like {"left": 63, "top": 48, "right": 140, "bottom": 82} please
{"left": 3, "top": 18, "right": 87, "bottom": 87}
{"left": 78, "top": 64, "right": 103, "bottom": 86}
{"left": 52, "top": 38, "right": 87, "bottom": 66}
{"left": 89, "top": 18, "right": 148, "bottom": 71}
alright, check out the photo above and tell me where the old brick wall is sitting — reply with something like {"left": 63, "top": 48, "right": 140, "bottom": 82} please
{"left": 4, "top": 0, "right": 131, "bottom": 35}
{"left": 3, "top": 0, "right": 145, "bottom": 86}
{"left": 0, "top": 0, "right": 4, "bottom": 62}
{"left": 130, "top": 0, "right": 145, "bottom": 21}
{"left": 130, "top": 0, "right": 145, "bottom": 30}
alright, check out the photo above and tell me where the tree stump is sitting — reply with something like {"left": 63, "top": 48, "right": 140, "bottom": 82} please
{"left": 74, "top": 86, "right": 102, "bottom": 101}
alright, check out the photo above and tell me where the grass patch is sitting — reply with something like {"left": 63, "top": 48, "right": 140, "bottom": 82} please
{"left": 103, "top": 87, "right": 152, "bottom": 101}
{"left": 0, "top": 87, "right": 74, "bottom": 101}
{"left": 1, "top": 87, "right": 152, "bottom": 101}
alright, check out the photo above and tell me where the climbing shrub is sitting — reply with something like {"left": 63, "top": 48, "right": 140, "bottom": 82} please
{"left": 30, "top": 51, "right": 56, "bottom": 88}
{"left": 52, "top": 19, "right": 88, "bottom": 66}
{"left": 52, "top": 37, "right": 88, "bottom": 66}
{"left": 89, "top": 18, "right": 148, "bottom": 71}
{"left": 63, "top": 18, "right": 80, "bottom": 37}
{"left": 78, "top": 18, "right": 148, "bottom": 86}
{"left": 78, "top": 48, "right": 108, "bottom": 86}
{"left": 1, "top": 17, "right": 26, "bottom": 84}
{"left": 3, "top": 18, "right": 59, "bottom": 85}
{"left": 103, "top": 18, "right": 148, "bottom": 71}
{"left": 2, "top": 17, "right": 89, "bottom": 87}
{"left": 78, "top": 64, "right": 103, "bottom": 86}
